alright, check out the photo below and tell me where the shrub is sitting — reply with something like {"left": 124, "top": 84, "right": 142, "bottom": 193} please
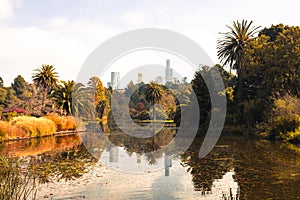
{"left": 43, "top": 113, "right": 78, "bottom": 131}
{"left": 12, "top": 116, "right": 56, "bottom": 137}
{"left": 0, "top": 121, "right": 27, "bottom": 141}
{"left": 258, "top": 95, "right": 300, "bottom": 142}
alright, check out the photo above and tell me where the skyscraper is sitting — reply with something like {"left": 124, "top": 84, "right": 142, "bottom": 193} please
{"left": 111, "top": 72, "right": 120, "bottom": 89}
{"left": 137, "top": 70, "right": 143, "bottom": 83}
{"left": 165, "top": 59, "right": 172, "bottom": 84}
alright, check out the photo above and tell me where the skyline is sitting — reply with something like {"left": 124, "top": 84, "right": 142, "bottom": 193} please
{"left": 1, "top": 0, "right": 300, "bottom": 86}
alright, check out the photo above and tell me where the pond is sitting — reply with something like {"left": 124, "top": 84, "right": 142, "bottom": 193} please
{"left": 0, "top": 128, "right": 300, "bottom": 199}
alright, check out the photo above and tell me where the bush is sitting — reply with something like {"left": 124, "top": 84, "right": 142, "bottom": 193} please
{"left": 43, "top": 113, "right": 78, "bottom": 131}
{"left": 12, "top": 116, "right": 56, "bottom": 137}
{"left": 0, "top": 121, "right": 27, "bottom": 141}
{"left": 258, "top": 95, "right": 300, "bottom": 142}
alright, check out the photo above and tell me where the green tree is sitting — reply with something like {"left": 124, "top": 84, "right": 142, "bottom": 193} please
{"left": 51, "top": 80, "right": 93, "bottom": 116}
{"left": 217, "top": 20, "right": 260, "bottom": 102}
{"left": 11, "top": 75, "right": 28, "bottom": 97}
{"left": 32, "top": 64, "right": 58, "bottom": 106}
{"left": 241, "top": 24, "right": 300, "bottom": 130}
{"left": 144, "top": 82, "right": 164, "bottom": 121}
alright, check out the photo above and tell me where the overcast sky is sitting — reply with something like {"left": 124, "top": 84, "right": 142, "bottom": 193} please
{"left": 0, "top": 0, "right": 299, "bottom": 86}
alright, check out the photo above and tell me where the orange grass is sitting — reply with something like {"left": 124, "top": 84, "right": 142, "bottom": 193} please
{"left": 11, "top": 116, "right": 57, "bottom": 138}
{"left": 43, "top": 113, "right": 78, "bottom": 131}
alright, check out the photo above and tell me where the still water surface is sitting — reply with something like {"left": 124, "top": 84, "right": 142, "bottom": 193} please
{"left": 1, "top": 129, "right": 300, "bottom": 199}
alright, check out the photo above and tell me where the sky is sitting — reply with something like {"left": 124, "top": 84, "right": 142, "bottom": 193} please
{"left": 1, "top": 0, "right": 300, "bottom": 86}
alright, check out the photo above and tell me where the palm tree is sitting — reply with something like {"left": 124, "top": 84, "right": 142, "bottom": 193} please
{"left": 217, "top": 20, "right": 260, "bottom": 102}
{"left": 51, "top": 80, "right": 93, "bottom": 117}
{"left": 32, "top": 64, "right": 58, "bottom": 106}
{"left": 144, "top": 82, "right": 164, "bottom": 121}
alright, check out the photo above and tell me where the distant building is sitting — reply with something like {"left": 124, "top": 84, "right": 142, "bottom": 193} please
{"left": 109, "top": 145, "right": 119, "bottom": 163}
{"left": 164, "top": 155, "right": 172, "bottom": 176}
{"left": 137, "top": 70, "right": 143, "bottom": 83}
{"left": 111, "top": 72, "right": 120, "bottom": 89}
{"left": 165, "top": 59, "right": 173, "bottom": 84}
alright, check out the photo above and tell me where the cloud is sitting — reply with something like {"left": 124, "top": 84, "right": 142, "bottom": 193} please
{"left": 0, "top": 0, "right": 13, "bottom": 20}
{"left": 0, "top": 19, "right": 121, "bottom": 86}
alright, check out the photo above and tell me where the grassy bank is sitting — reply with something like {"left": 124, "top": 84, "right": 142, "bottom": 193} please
{"left": 0, "top": 114, "right": 79, "bottom": 142}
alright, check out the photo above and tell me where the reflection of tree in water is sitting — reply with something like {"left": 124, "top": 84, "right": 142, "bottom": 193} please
{"left": 182, "top": 136, "right": 300, "bottom": 199}
{"left": 180, "top": 137, "right": 234, "bottom": 193}
{"left": 28, "top": 143, "right": 97, "bottom": 183}
{"left": 231, "top": 139, "right": 300, "bottom": 199}
{"left": 108, "top": 128, "right": 176, "bottom": 165}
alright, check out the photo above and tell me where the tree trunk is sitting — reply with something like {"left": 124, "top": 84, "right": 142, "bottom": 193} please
{"left": 153, "top": 104, "right": 156, "bottom": 121}
{"left": 43, "top": 88, "right": 47, "bottom": 107}
{"left": 237, "top": 67, "right": 244, "bottom": 103}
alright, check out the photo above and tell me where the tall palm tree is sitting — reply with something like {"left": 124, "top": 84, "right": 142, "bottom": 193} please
{"left": 217, "top": 20, "right": 260, "bottom": 102}
{"left": 32, "top": 64, "right": 58, "bottom": 106}
{"left": 144, "top": 82, "right": 164, "bottom": 121}
{"left": 51, "top": 80, "right": 93, "bottom": 117}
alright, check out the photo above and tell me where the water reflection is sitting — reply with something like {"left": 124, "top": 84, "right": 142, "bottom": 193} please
{"left": 1, "top": 129, "right": 300, "bottom": 199}
{"left": 0, "top": 135, "right": 97, "bottom": 184}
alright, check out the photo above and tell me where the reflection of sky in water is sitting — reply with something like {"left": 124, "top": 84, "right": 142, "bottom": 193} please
{"left": 99, "top": 146, "right": 166, "bottom": 173}
{"left": 72, "top": 146, "right": 240, "bottom": 200}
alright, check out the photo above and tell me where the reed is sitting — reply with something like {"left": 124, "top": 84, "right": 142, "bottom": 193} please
{"left": 0, "top": 155, "right": 37, "bottom": 200}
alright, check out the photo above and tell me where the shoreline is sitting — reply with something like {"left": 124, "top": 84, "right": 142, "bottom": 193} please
{"left": 1, "top": 129, "right": 85, "bottom": 143}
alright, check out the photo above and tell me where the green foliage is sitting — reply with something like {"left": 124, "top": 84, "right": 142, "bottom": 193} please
{"left": 32, "top": 64, "right": 58, "bottom": 91}
{"left": 11, "top": 75, "right": 28, "bottom": 97}
{"left": 144, "top": 81, "right": 164, "bottom": 105}
{"left": 244, "top": 24, "right": 300, "bottom": 99}
{"left": 258, "top": 95, "right": 300, "bottom": 142}
{"left": 259, "top": 24, "right": 287, "bottom": 42}
{"left": 51, "top": 80, "right": 93, "bottom": 117}
{"left": 32, "top": 64, "right": 58, "bottom": 106}
{"left": 217, "top": 20, "right": 260, "bottom": 102}
{"left": 0, "top": 87, "right": 7, "bottom": 104}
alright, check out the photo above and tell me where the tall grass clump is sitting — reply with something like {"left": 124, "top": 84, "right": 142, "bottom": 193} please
{"left": 43, "top": 113, "right": 78, "bottom": 131}
{"left": 0, "top": 121, "right": 27, "bottom": 141}
{"left": 0, "top": 155, "right": 37, "bottom": 200}
{"left": 258, "top": 95, "right": 300, "bottom": 143}
{"left": 12, "top": 116, "right": 57, "bottom": 138}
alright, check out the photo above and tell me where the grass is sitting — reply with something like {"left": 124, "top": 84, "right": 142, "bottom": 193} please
{"left": 43, "top": 113, "right": 78, "bottom": 131}
{"left": 12, "top": 116, "right": 57, "bottom": 138}
{"left": 0, "top": 115, "right": 80, "bottom": 141}
{"left": 0, "top": 121, "right": 27, "bottom": 141}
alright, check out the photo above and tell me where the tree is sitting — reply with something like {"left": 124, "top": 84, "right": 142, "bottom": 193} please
{"left": 244, "top": 24, "right": 300, "bottom": 99}
{"left": 51, "top": 80, "right": 93, "bottom": 117}
{"left": 0, "top": 88, "right": 7, "bottom": 112}
{"left": 144, "top": 82, "right": 164, "bottom": 121}
{"left": 32, "top": 64, "right": 58, "bottom": 106}
{"left": 217, "top": 20, "right": 260, "bottom": 102}
{"left": 88, "top": 76, "right": 108, "bottom": 119}
{"left": 0, "top": 77, "right": 3, "bottom": 87}
{"left": 11, "top": 75, "right": 28, "bottom": 97}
